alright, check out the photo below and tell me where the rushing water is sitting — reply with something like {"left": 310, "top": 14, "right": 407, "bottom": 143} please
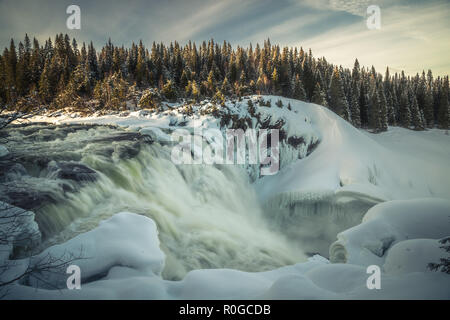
{"left": 1, "top": 123, "right": 306, "bottom": 280}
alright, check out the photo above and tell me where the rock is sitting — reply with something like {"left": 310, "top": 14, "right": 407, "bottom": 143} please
{"left": 138, "top": 109, "right": 151, "bottom": 117}
{"left": 0, "top": 145, "right": 9, "bottom": 158}
{"left": 0, "top": 201, "right": 41, "bottom": 259}
{"left": 0, "top": 163, "right": 28, "bottom": 182}
{"left": 0, "top": 182, "right": 59, "bottom": 210}
{"left": 47, "top": 161, "right": 98, "bottom": 183}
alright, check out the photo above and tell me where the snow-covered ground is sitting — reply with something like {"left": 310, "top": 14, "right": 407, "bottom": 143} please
{"left": 5, "top": 204, "right": 450, "bottom": 299}
{"left": 3, "top": 96, "right": 450, "bottom": 299}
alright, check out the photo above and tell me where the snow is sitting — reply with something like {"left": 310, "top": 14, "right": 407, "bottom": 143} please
{"left": 255, "top": 97, "right": 450, "bottom": 205}
{"left": 0, "top": 202, "right": 41, "bottom": 261}
{"left": 2, "top": 212, "right": 165, "bottom": 295}
{"left": 5, "top": 95, "right": 450, "bottom": 299}
{"left": 384, "top": 239, "right": 447, "bottom": 275}
{"left": 5, "top": 202, "right": 450, "bottom": 299}
{"left": 138, "top": 126, "right": 172, "bottom": 142}
{"left": 329, "top": 198, "right": 450, "bottom": 266}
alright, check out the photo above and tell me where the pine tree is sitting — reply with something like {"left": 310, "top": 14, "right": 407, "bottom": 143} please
{"left": 292, "top": 75, "right": 306, "bottom": 101}
{"left": 4, "top": 40, "right": 18, "bottom": 103}
{"left": 29, "top": 38, "right": 42, "bottom": 90}
{"left": 350, "top": 81, "right": 361, "bottom": 127}
{"left": 311, "top": 82, "right": 327, "bottom": 107}
{"left": 438, "top": 76, "right": 449, "bottom": 129}
{"left": 221, "top": 77, "right": 232, "bottom": 96}
{"left": 1, "top": 33, "right": 449, "bottom": 131}
{"left": 87, "top": 42, "right": 98, "bottom": 82}
{"left": 329, "top": 66, "right": 350, "bottom": 120}
{"left": 410, "top": 90, "right": 424, "bottom": 130}
{"left": 428, "top": 237, "right": 450, "bottom": 274}
{"left": 38, "top": 61, "right": 52, "bottom": 103}
{"left": 0, "top": 54, "right": 6, "bottom": 105}
{"left": 398, "top": 87, "right": 412, "bottom": 128}
{"left": 359, "top": 78, "right": 370, "bottom": 127}
{"left": 271, "top": 67, "right": 281, "bottom": 95}
{"left": 70, "top": 63, "right": 90, "bottom": 95}
{"left": 207, "top": 70, "right": 216, "bottom": 95}
{"left": 301, "top": 51, "right": 315, "bottom": 100}
{"left": 377, "top": 81, "right": 388, "bottom": 132}
{"left": 423, "top": 83, "right": 434, "bottom": 127}
{"left": 180, "top": 70, "right": 189, "bottom": 91}
{"left": 369, "top": 84, "right": 381, "bottom": 131}
{"left": 385, "top": 90, "right": 396, "bottom": 126}
{"left": 162, "top": 79, "right": 177, "bottom": 101}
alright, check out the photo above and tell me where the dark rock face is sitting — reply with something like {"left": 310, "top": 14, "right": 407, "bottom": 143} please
{"left": 48, "top": 161, "right": 98, "bottom": 183}
{"left": 0, "top": 181, "right": 61, "bottom": 210}
{"left": 287, "top": 136, "right": 305, "bottom": 148}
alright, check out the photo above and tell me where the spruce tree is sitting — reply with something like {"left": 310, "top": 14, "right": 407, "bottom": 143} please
{"left": 438, "top": 76, "right": 449, "bottom": 129}
{"left": 423, "top": 83, "right": 435, "bottom": 127}
{"left": 1, "top": 33, "right": 448, "bottom": 131}
{"left": 369, "top": 85, "right": 381, "bottom": 131}
{"left": 271, "top": 67, "right": 281, "bottom": 95}
{"left": 292, "top": 75, "right": 306, "bottom": 101}
{"left": 399, "top": 87, "right": 412, "bottom": 128}
{"left": 359, "top": 79, "right": 370, "bottom": 127}
{"left": 311, "top": 82, "right": 328, "bottom": 107}
{"left": 329, "top": 66, "right": 350, "bottom": 120}
{"left": 385, "top": 90, "right": 396, "bottom": 126}
{"left": 350, "top": 81, "right": 361, "bottom": 127}
{"left": 377, "top": 81, "right": 388, "bottom": 132}
{"left": 38, "top": 61, "right": 52, "bottom": 103}
{"left": 410, "top": 91, "right": 424, "bottom": 130}
{"left": 301, "top": 51, "right": 315, "bottom": 100}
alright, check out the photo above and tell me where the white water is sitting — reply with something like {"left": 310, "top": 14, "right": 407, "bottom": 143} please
{"left": 39, "top": 143, "right": 306, "bottom": 280}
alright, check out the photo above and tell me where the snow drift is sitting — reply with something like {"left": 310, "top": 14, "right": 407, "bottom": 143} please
{"left": 4, "top": 203, "right": 450, "bottom": 299}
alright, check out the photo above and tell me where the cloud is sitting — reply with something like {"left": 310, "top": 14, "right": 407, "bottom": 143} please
{"left": 299, "top": 1, "right": 450, "bottom": 76}
{"left": 0, "top": 0, "right": 448, "bottom": 76}
{"left": 300, "top": 0, "right": 388, "bottom": 16}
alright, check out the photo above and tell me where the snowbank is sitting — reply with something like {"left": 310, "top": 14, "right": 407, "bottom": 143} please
{"left": 2, "top": 212, "right": 164, "bottom": 294}
{"left": 4, "top": 204, "right": 450, "bottom": 299}
{"left": 329, "top": 198, "right": 450, "bottom": 266}
{"left": 384, "top": 239, "right": 447, "bottom": 275}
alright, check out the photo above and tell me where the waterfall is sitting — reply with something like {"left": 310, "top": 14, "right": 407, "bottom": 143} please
{"left": 28, "top": 139, "right": 306, "bottom": 280}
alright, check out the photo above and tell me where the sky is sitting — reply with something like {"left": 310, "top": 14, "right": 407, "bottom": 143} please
{"left": 0, "top": 0, "right": 449, "bottom": 76}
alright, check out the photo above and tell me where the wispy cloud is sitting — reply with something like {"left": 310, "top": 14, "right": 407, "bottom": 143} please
{"left": 299, "top": 1, "right": 450, "bottom": 76}
{"left": 0, "top": 0, "right": 448, "bottom": 76}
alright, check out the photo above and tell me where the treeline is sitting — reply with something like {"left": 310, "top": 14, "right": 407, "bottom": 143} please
{"left": 0, "top": 34, "right": 449, "bottom": 131}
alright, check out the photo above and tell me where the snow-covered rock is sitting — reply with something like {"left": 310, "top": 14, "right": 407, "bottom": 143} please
{"left": 6, "top": 212, "right": 164, "bottom": 292}
{"left": 0, "top": 202, "right": 40, "bottom": 261}
{"left": 384, "top": 238, "right": 447, "bottom": 275}
{"left": 329, "top": 198, "right": 450, "bottom": 266}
